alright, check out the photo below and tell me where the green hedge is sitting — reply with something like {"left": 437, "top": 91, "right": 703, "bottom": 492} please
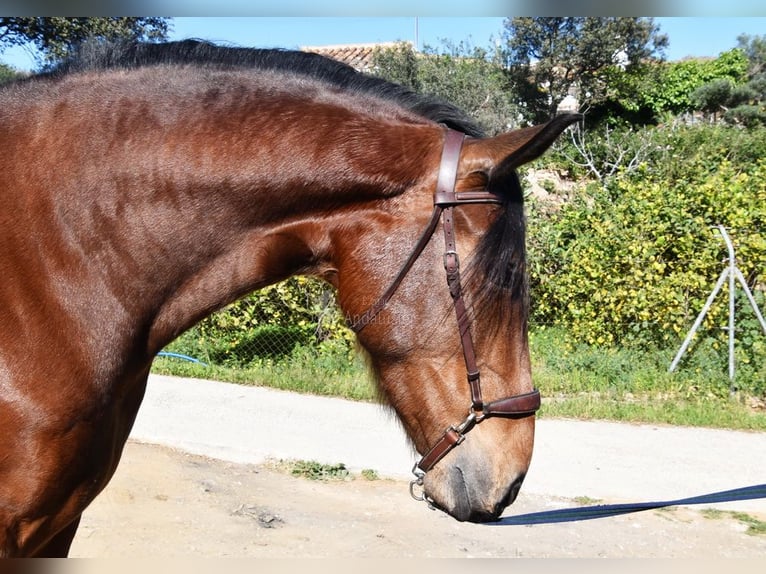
{"left": 527, "top": 124, "right": 766, "bottom": 394}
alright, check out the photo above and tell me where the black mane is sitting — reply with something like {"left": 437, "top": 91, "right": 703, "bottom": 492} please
{"left": 464, "top": 171, "right": 528, "bottom": 336}
{"left": 47, "top": 39, "right": 484, "bottom": 137}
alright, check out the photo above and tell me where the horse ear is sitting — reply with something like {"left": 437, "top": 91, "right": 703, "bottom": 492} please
{"left": 461, "top": 113, "right": 582, "bottom": 186}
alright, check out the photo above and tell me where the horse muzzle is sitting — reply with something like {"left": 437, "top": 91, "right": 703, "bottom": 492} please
{"left": 415, "top": 443, "right": 530, "bottom": 523}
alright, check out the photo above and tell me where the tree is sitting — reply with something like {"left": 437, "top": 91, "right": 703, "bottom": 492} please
{"left": 690, "top": 78, "right": 734, "bottom": 120}
{"left": 723, "top": 34, "right": 766, "bottom": 127}
{"left": 502, "top": 17, "right": 668, "bottom": 123}
{"left": 0, "top": 17, "right": 169, "bottom": 64}
{"left": 0, "top": 62, "right": 20, "bottom": 83}
{"left": 737, "top": 33, "right": 766, "bottom": 78}
{"left": 371, "top": 41, "right": 419, "bottom": 90}
{"left": 371, "top": 40, "right": 520, "bottom": 135}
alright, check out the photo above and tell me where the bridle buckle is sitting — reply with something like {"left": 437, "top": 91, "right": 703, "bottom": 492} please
{"left": 443, "top": 249, "right": 459, "bottom": 270}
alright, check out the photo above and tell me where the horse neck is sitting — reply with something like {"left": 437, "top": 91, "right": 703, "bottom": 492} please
{"left": 14, "top": 71, "right": 444, "bottom": 356}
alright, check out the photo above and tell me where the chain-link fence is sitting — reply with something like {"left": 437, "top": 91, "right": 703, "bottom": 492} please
{"left": 162, "top": 276, "right": 354, "bottom": 368}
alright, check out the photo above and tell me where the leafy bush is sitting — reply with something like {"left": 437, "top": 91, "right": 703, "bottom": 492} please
{"left": 544, "top": 122, "right": 666, "bottom": 183}
{"left": 593, "top": 49, "right": 749, "bottom": 126}
{"left": 726, "top": 103, "right": 766, "bottom": 128}
{"left": 690, "top": 78, "right": 735, "bottom": 117}
{"left": 544, "top": 117, "right": 766, "bottom": 184}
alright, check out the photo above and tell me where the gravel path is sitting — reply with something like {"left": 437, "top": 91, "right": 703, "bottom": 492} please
{"left": 66, "top": 374, "right": 765, "bottom": 557}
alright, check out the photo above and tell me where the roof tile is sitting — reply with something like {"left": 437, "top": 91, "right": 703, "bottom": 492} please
{"left": 301, "top": 42, "right": 410, "bottom": 72}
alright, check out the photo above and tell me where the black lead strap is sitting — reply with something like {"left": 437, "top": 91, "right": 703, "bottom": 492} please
{"left": 489, "top": 483, "right": 766, "bottom": 526}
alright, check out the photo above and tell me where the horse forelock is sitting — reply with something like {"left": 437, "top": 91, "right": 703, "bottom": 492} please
{"left": 463, "top": 171, "right": 528, "bottom": 336}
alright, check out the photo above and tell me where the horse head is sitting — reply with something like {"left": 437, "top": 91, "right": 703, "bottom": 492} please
{"left": 331, "top": 114, "right": 580, "bottom": 522}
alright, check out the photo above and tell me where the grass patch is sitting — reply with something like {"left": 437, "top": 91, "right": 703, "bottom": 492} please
{"left": 361, "top": 469, "right": 380, "bottom": 481}
{"left": 538, "top": 392, "right": 766, "bottom": 431}
{"left": 702, "top": 509, "right": 766, "bottom": 536}
{"left": 732, "top": 512, "right": 766, "bottom": 536}
{"left": 152, "top": 345, "right": 376, "bottom": 403}
{"left": 572, "top": 496, "right": 601, "bottom": 505}
{"left": 530, "top": 327, "right": 766, "bottom": 431}
{"left": 701, "top": 508, "right": 725, "bottom": 519}
{"left": 290, "top": 460, "right": 349, "bottom": 481}
{"left": 268, "top": 459, "right": 382, "bottom": 482}
{"left": 272, "top": 459, "right": 351, "bottom": 481}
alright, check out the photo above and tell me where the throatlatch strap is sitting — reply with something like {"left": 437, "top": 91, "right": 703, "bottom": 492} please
{"left": 348, "top": 206, "right": 443, "bottom": 332}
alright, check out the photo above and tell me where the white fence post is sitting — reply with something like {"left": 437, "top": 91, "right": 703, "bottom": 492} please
{"left": 668, "top": 225, "right": 766, "bottom": 394}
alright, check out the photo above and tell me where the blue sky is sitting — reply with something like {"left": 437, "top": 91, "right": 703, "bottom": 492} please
{"left": 2, "top": 17, "right": 765, "bottom": 71}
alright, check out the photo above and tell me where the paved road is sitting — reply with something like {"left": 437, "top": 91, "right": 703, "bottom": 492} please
{"left": 130, "top": 374, "right": 766, "bottom": 514}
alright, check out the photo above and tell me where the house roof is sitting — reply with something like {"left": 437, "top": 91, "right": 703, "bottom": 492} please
{"left": 301, "top": 42, "right": 410, "bottom": 72}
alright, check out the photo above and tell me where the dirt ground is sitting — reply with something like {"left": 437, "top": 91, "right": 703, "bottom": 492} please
{"left": 69, "top": 440, "right": 766, "bottom": 558}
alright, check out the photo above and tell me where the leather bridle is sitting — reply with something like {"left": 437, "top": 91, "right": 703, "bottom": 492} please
{"left": 348, "top": 129, "right": 541, "bottom": 500}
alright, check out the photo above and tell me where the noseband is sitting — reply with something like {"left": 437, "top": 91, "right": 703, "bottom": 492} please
{"left": 348, "top": 129, "right": 541, "bottom": 498}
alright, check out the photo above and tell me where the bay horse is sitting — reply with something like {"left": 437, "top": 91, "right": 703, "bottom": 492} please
{"left": 0, "top": 39, "right": 578, "bottom": 556}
